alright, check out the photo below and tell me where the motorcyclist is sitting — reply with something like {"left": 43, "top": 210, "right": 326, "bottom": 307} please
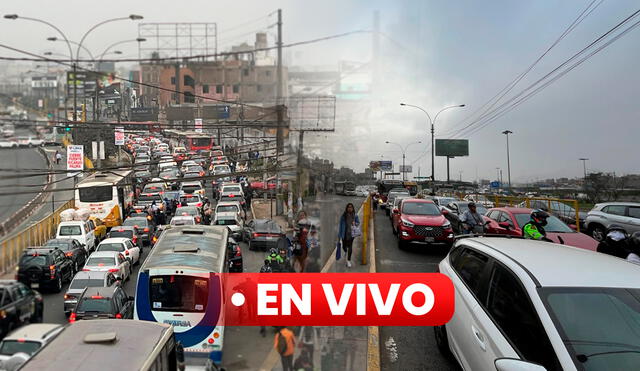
{"left": 260, "top": 258, "right": 273, "bottom": 273}
{"left": 597, "top": 225, "right": 630, "bottom": 258}
{"left": 266, "top": 248, "right": 284, "bottom": 272}
{"left": 522, "top": 209, "right": 553, "bottom": 242}
{"left": 278, "top": 246, "right": 295, "bottom": 272}
{"left": 459, "top": 202, "right": 485, "bottom": 234}
{"left": 626, "top": 231, "right": 640, "bottom": 264}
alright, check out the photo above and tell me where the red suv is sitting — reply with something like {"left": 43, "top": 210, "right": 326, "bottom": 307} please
{"left": 392, "top": 199, "right": 454, "bottom": 249}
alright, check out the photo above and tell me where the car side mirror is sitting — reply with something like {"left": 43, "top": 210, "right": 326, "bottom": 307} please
{"left": 392, "top": 208, "right": 399, "bottom": 214}
{"left": 495, "top": 358, "right": 546, "bottom": 371}
{"left": 441, "top": 209, "right": 448, "bottom": 215}
{"left": 569, "top": 224, "right": 577, "bottom": 231}
{"left": 498, "top": 222, "right": 511, "bottom": 229}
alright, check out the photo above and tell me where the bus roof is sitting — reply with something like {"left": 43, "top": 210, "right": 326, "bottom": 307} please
{"left": 142, "top": 225, "right": 228, "bottom": 272}
{"left": 21, "top": 320, "right": 173, "bottom": 371}
{"left": 76, "top": 170, "right": 133, "bottom": 188}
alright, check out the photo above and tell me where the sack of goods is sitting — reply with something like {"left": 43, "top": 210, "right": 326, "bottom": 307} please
{"left": 59, "top": 209, "right": 76, "bottom": 222}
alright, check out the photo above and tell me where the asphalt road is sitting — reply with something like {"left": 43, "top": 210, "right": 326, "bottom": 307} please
{"left": 0, "top": 128, "right": 49, "bottom": 223}
{"left": 374, "top": 207, "right": 459, "bottom": 371}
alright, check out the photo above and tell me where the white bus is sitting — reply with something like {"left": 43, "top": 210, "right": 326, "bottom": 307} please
{"left": 75, "top": 170, "right": 134, "bottom": 227}
{"left": 134, "top": 225, "right": 231, "bottom": 365}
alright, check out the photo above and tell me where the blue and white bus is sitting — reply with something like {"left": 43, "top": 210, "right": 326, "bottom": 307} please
{"left": 134, "top": 225, "right": 230, "bottom": 364}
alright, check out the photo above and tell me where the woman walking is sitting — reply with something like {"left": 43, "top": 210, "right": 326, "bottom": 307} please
{"left": 338, "top": 203, "right": 360, "bottom": 268}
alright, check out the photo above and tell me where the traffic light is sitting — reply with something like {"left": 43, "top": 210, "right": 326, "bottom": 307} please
{"left": 65, "top": 126, "right": 71, "bottom": 132}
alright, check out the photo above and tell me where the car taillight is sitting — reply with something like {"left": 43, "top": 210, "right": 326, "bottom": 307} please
{"left": 91, "top": 296, "right": 104, "bottom": 299}
{"left": 253, "top": 233, "right": 260, "bottom": 238}
{"left": 65, "top": 252, "right": 73, "bottom": 257}
{"left": 108, "top": 268, "right": 119, "bottom": 273}
{"left": 115, "top": 313, "right": 122, "bottom": 319}
{"left": 125, "top": 250, "right": 130, "bottom": 255}
{"left": 235, "top": 247, "right": 242, "bottom": 257}
{"left": 64, "top": 294, "right": 75, "bottom": 300}
{"left": 82, "top": 268, "right": 90, "bottom": 271}
{"left": 49, "top": 265, "right": 56, "bottom": 279}
{"left": 152, "top": 236, "right": 158, "bottom": 243}
{"left": 143, "top": 227, "right": 150, "bottom": 233}
{"left": 69, "top": 312, "right": 76, "bottom": 323}
{"left": 196, "top": 203, "right": 202, "bottom": 207}
{"left": 134, "top": 225, "right": 139, "bottom": 229}
{"left": 133, "top": 236, "right": 138, "bottom": 243}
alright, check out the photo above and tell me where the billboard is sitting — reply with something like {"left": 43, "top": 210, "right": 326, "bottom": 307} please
{"left": 114, "top": 127, "right": 125, "bottom": 146}
{"left": 130, "top": 107, "right": 158, "bottom": 122}
{"left": 399, "top": 165, "right": 413, "bottom": 173}
{"left": 369, "top": 161, "right": 381, "bottom": 172}
{"left": 194, "top": 118, "right": 203, "bottom": 133}
{"left": 202, "top": 105, "right": 230, "bottom": 120}
{"left": 435, "top": 139, "right": 469, "bottom": 157}
{"left": 67, "top": 145, "right": 84, "bottom": 171}
{"left": 379, "top": 161, "right": 393, "bottom": 171}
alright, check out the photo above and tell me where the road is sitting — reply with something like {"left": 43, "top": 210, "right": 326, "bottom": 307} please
{"left": 373, "top": 208, "right": 459, "bottom": 371}
{"left": 0, "top": 128, "right": 49, "bottom": 223}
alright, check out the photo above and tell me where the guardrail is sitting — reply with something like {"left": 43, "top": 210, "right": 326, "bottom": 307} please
{"left": 0, "top": 198, "right": 74, "bottom": 274}
{"left": 361, "top": 194, "right": 371, "bottom": 265}
{"left": 491, "top": 196, "right": 581, "bottom": 232}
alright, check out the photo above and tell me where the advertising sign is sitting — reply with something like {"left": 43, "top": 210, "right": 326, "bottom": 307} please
{"left": 114, "top": 127, "right": 125, "bottom": 146}
{"left": 67, "top": 145, "right": 84, "bottom": 171}
{"left": 369, "top": 161, "right": 381, "bottom": 172}
{"left": 399, "top": 165, "right": 413, "bottom": 173}
{"left": 435, "top": 139, "right": 469, "bottom": 157}
{"left": 194, "top": 118, "right": 203, "bottom": 133}
{"left": 379, "top": 161, "right": 393, "bottom": 171}
{"left": 130, "top": 107, "right": 158, "bottom": 122}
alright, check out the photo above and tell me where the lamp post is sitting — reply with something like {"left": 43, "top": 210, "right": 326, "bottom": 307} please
{"left": 98, "top": 38, "right": 146, "bottom": 61}
{"left": 385, "top": 140, "right": 422, "bottom": 181}
{"left": 502, "top": 130, "right": 513, "bottom": 190}
{"left": 579, "top": 158, "right": 589, "bottom": 188}
{"left": 400, "top": 103, "right": 465, "bottom": 186}
{"left": 47, "top": 37, "right": 96, "bottom": 61}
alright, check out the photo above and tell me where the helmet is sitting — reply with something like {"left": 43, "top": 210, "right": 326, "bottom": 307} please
{"left": 531, "top": 209, "right": 549, "bottom": 226}
{"left": 269, "top": 248, "right": 278, "bottom": 257}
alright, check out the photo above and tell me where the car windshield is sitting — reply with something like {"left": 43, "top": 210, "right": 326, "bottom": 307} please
{"left": 402, "top": 202, "right": 441, "bottom": 216}
{"left": 20, "top": 255, "right": 47, "bottom": 266}
{"left": 255, "top": 222, "right": 281, "bottom": 234}
{"left": 180, "top": 196, "right": 200, "bottom": 204}
{"left": 97, "top": 243, "right": 125, "bottom": 252}
{"left": 58, "top": 225, "right": 81, "bottom": 236}
{"left": 77, "top": 298, "right": 112, "bottom": 313}
{"left": 514, "top": 214, "right": 573, "bottom": 232}
{"left": 109, "top": 230, "right": 133, "bottom": 239}
{"left": 70, "top": 278, "right": 107, "bottom": 290}
{"left": 223, "top": 186, "right": 242, "bottom": 193}
{"left": 0, "top": 340, "right": 41, "bottom": 356}
{"left": 86, "top": 257, "right": 115, "bottom": 266}
{"left": 217, "top": 205, "right": 239, "bottom": 213}
{"left": 171, "top": 218, "right": 194, "bottom": 226}
{"left": 78, "top": 186, "right": 112, "bottom": 203}
{"left": 150, "top": 275, "right": 209, "bottom": 312}
{"left": 123, "top": 218, "right": 147, "bottom": 227}
{"left": 540, "top": 287, "right": 640, "bottom": 370}
{"left": 44, "top": 241, "right": 72, "bottom": 251}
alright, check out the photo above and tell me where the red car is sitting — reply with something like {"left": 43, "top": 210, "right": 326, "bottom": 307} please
{"left": 483, "top": 207, "right": 598, "bottom": 251}
{"left": 392, "top": 199, "right": 454, "bottom": 249}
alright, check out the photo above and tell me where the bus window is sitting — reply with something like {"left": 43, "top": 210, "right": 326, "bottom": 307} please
{"left": 149, "top": 276, "right": 209, "bottom": 312}
{"left": 78, "top": 186, "right": 113, "bottom": 203}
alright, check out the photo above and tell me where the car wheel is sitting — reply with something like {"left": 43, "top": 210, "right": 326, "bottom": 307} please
{"left": 434, "top": 325, "right": 453, "bottom": 359}
{"left": 590, "top": 224, "right": 606, "bottom": 242}
{"left": 54, "top": 274, "right": 63, "bottom": 293}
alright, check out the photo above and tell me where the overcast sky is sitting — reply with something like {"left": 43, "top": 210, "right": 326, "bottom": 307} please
{"left": 2, "top": 0, "right": 639, "bottom": 182}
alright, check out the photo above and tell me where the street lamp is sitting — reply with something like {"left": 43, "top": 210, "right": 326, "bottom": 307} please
{"left": 400, "top": 103, "right": 465, "bottom": 186}
{"left": 385, "top": 140, "right": 422, "bottom": 181}
{"left": 98, "top": 38, "right": 146, "bottom": 61}
{"left": 47, "top": 37, "right": 96, "bottom": 61}
{"left": 579, "top": 158, "right": 589, "bottom": 188}
{"left": 502, "top": 130, "right": 513, "bottom": 190}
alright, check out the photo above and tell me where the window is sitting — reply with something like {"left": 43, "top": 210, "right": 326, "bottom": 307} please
{"left": 486, "top": 210, "right": 499, "bottom": 220}
{"left": 202, "top": 84, "right": 209, "bottom": 93}
{"left": 498, "top": 212, "right": 513, "bottom": 226}
{"left": 402, "top": 202, "right": 441, "bottom": 216}
{"left": 86, "top": 257, "right": 115, "bottom": 266}
{"left": 149, "top": 275, "right": 209, "bottom": 312}
{"left": 603, "top": 205, "right": 626, "bottom": 216}
{"left": 216, "top": 85, "right": 223, "bottom": 94}
{"left": 97, "top": 243, "right": 125, "bottom": 253}
{"left": 628, "top": 206, "right": 640, "bottom": 219}
{"left": 451, "top": 248, "right": 489, "bottom": 299}
{"left": 77, "top": 297, "right": 112, "bottom": 313}
{"left": 58, "top": 225, "right": 82, "bottom": 236}
{"left": 487, "top": 264, "right": 560, "bottom": 370}
{"left": 0, "top": 341, "right": 41, "bottom": 356}
{"left": 233, "top": 84, "right": 239, "bottom": 93}
{"left": 78, "top": 186, "right": 112, "bottom": 203}
{"left": 170, "top": 77, "right": 175, "bottom": 85}
{"left": 70, "top": 278, "right": 107, "bottom": 290}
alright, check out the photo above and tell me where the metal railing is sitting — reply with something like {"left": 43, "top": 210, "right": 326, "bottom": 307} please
{"left": 0, "top": 199, "right": 75, "bottom": 273}
{"left": 491, "top": 196, "right": 581, "bottom": 232}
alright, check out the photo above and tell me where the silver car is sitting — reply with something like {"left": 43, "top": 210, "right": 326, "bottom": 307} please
{"left": 584, "top": 202, "right": 640, "bottom": 241}
{"left": 64, "top": 271, "right": 118, "bottom": 315}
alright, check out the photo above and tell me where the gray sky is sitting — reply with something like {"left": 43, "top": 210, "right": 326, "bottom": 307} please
{"left": 2, "top": 0, "right": 639, "bottom": 182}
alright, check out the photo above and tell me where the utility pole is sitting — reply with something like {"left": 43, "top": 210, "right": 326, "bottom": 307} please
{"left": 502, "top": 130, "right": 513, "bottom": 190}
{"left": 275, "top": 8, "right": 284, "bottom": 213}
{"left": 72, "top": 63, "right": 77, "bottom": 121}
{"left": 579, "top": 158, "right": 589, "bottom": 188}
{"left": 297, "top": 130, "right": 304, "bottom": 196}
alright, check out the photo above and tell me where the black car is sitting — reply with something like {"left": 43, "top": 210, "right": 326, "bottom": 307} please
{"left": 227, "top": 238, "right": 243, "bottom": 273}
{"left": 107, "top": 226, "right": 142, "bottom": 249}
{"left": 17, "top": 248, "right": 74, "bottom": 293}
{"left": 69, "top": 286, "right": 134, "bottom": 322}
{"left": 42, "top": 239, "right": 88, "bottom": 274}
{"left": 243, "top": 219, "right": 286, "bottom": 251}
{"left": 0, "top": 281, "right": 43, "bottom": 338}
{"left": 122, "top": 217, "right": 155, "bottom": 246}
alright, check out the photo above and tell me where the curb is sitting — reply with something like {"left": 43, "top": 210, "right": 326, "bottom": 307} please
{"left": 367, "top": 209, "right": 380, "bottom": 371}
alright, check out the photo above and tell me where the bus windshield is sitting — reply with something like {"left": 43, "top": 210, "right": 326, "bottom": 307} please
{"left": 78, "top": 186, "right": 112, "bottom": 203}
{"left": 191, "top": 137, "right": 211, "bottom": 148}
{"left": 150, "top": 275, "right": 209, "bottom": 312}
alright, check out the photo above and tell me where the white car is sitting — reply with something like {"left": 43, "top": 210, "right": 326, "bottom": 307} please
{"left": 436, "top": 237, "right": 640, "bottom": 371}
{"left": 95, "top": 237, "right": 141, "bottom": 266}
{"left": 213, "top": 211, "right": 243, "bottom": 240}
{"left": 17, "top": 136, "right": 44, "bottom": 147}
{"left": 180, "top": 181, "right": 205, "bottom": 196}
{"left": 220, "top": 183, "right": 245, "bottom": 198}
{"left": 180, "top": 160, "right": 198, "bottom": 173}
{"left": 0, "top": 324, "right": 63, "bottom": 363}
{"left": 0, "top": 138, "right": 18, "bottom": 148}
{"left": 179, "top": 192, "right": 203, "bottom": 208}
{"left": 56, "top": 221, "right": 96, "bottom": 253}
{"left": 215, "top": 200, "right": 245, "bottom": 220}
{"left": 83, "top": 251, "right": 131, "bottom": 282}
{"left": 170, "top": 215, "right": 196, "bottom": 226}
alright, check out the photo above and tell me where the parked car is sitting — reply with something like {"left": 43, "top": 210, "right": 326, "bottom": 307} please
{"left": 0, "top": 324, "right": 62, "bottom": 362}
{"left": 0, "top": 281, "right": 43, "bottom": 338}
{"left": 42, "top": 239, "right": 88, "bottom": 274}
{"left": 243, "top": 219, "right": 286, "bottom": 251}
{"left": 95, "top": 238, "right": 141, "bottom": 266}
{"left": 69, "top": 286, "right": 134, "bottom": 322}
{"left": 441, "top": 201, "right": 489, "bottom": 234}
{"left": 64, "top": 271, "right": 118, "bottom": 316}
{"left": 106, "top": 226, "right": 142, "bottom": 249}
{"left": 435, "top": 236, "right": 640, "bottom": 371}
{"left": 392, "top": 199, "right": 454, "bottom": 249}
{"left": 122, "top": 217, "right": 155, "bottom": 246}
{"left": 484, "top": 207, "right": 598, "bottom": 251}
{"left": 82, "top": 251, "right": 130, "bottom": 282}
{"left": 17, "top": 248, "right": 74, "bottom": 293}
{"left": 584, "top": 202, "right": 640, "bottom": 241}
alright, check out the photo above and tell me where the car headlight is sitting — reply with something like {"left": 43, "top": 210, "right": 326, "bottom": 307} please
{"left": 401, "top": 219, "right": 414, "bottom": 228}
{"left": 442, "top": 221, "right": 451, "bottom": 228}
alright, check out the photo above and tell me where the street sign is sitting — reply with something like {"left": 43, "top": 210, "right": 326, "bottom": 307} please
{"left": 195, "top": 118, "right": 203, "bottom": 133}
{"left": 490, "top": 181, "right": 501, "bottom": 188}
{"left": 379, "top": 161, "right": 393, "bottom": 171}
{"left": 385, "top": 172, "right": 400, "bottom": 176}
{"left": 114, "top": 127, "right": 125, "bottom": 146}
{"left": 67, "top": 145, "right": 84, "bottom": 171}
{"left": 435, "top": 139, "right": 469, "bottom": 157}
{"left": 399, "top": 165, "right": 412, "bottom": 173}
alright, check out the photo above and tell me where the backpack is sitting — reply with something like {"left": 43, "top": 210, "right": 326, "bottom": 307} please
{"left": 277, "top": 331, "right": 288, "bottom": 355}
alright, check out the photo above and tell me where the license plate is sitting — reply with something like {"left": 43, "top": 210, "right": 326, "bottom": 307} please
{"left": 31, "top": 283, "right": 39, "bottom": 289}
{"left": 265, "top": 237, "right": 274, "bottom": 241}
{"left": 425, "top": 237, "right": 435, "bottom": 243}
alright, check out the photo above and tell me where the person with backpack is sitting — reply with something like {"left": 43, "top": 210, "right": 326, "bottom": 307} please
{"left": 338, "top": 203, "right": 360, "bottom": 268}
{"left": 274, "top": 326, "right": 296, "bottom": 371}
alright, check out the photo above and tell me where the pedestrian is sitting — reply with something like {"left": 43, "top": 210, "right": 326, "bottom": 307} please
{"left": 338, "top": 203, "right": 360, "bottom": 268}
{"left": 54, "top": 150, "right": 62, "bottom": 165}
{"left": 274, "top": 326, "right": 296, "bottom": 371}
{"left": 372, "top": 193, "right": 379, "bottom": 211}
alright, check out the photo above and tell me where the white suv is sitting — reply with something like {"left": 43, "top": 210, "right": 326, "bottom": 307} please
{"left": 436, "top": 236, "right": 640, "bottom": 371}
{"left": 584, "top": 202, "right": 640, "bottom": 241}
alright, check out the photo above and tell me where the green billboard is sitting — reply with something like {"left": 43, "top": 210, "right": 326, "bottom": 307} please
{"left": 435, "top": 139, "right": 469, "bottom": 157}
